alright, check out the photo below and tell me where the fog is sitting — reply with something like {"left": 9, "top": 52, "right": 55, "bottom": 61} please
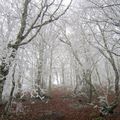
{"left": 0, "top": 0, "right": 120, "bottom": 119}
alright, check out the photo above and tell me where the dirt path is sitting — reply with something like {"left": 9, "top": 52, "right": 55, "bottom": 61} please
{"left": 20, "top": 89, "right": 93, "bottom": 120}
{"left": 1, "top": 88, "right": 120, "bottom": 120}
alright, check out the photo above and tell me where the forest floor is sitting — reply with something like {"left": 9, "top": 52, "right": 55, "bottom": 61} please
{"left": 0, "top": 87, "right": 120, "bottom": 120}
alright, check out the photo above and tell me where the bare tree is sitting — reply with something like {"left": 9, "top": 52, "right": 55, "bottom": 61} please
{"left": 0, "top": 0, "right": 72, "bottom": 103}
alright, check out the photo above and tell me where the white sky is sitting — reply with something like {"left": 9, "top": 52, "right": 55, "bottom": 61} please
{"left": 63, "top": 0, "right": 71, "bottom": 5}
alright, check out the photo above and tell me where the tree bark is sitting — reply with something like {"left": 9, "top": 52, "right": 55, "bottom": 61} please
{"left": 3, "top": 64, "right": 16, "bottom": 115}
{"left": 0, "top": 47, "right": 18, "bottom": 103}
{"left": 49, "top": 48, "right": 53, "bottom": 93}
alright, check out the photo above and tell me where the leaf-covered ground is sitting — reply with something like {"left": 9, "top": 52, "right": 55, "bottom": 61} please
{"left": 0, "top": 88, "right": 120, "bottom": 120}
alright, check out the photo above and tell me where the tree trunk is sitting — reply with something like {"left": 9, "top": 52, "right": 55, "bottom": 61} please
{"left": 35, "top": 40, "right": 44, "bottom": 94}
{"left": 49, "top": 49, "right": 53, "bottom": 94}
{"left": 111, "top": 61, "right": 119, "bottom": 97}
{"left": 89, "top": 76, "right": 92, "bottom": 103}
{"left": 0, "top": 47, "right": 18, "bottom": 103}
{"left": 61, "top": 63, "right": 65, "bottom": 85}
{"left": 3, "top": 64, "right": 16, "bottom": 115}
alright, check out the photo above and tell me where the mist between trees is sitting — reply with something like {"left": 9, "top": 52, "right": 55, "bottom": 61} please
{"left": 0, "top": 0, "right": 120, "bottom": 118}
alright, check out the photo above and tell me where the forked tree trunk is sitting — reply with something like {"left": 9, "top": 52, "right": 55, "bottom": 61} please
{"left": 0, "top": 0, "right": 30, "bottom": 103}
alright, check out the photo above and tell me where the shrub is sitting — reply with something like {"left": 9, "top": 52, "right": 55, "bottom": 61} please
{"left": 97, "top": 96, "right": 117, "bottom": 116}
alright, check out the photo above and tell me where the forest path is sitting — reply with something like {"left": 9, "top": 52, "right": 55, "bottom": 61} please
{"left": 1, "top": 87, "right": 120, "bottom": 120}
{"left": 0, "top": 87, "right": 94, "bottom": 120}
